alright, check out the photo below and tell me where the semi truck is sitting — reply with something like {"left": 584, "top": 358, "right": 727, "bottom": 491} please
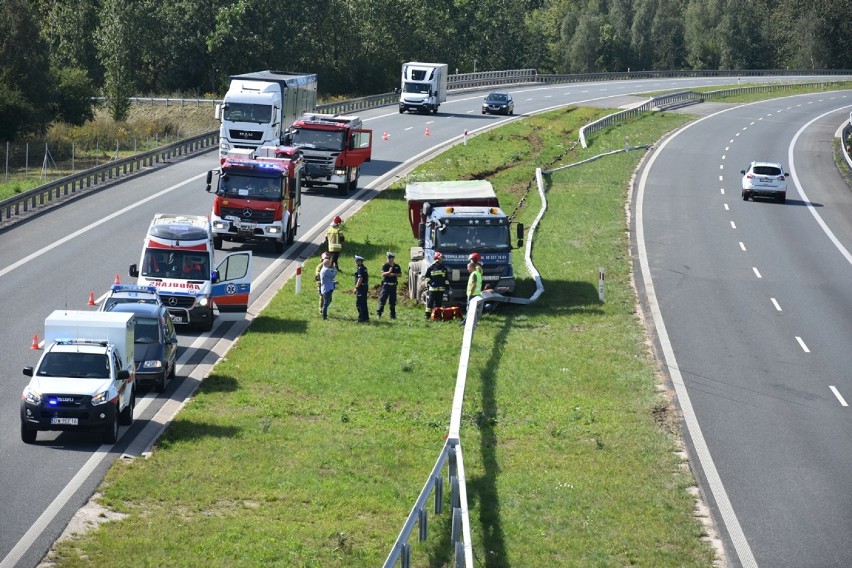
{"left": 216, "top": 70, "right": 318, "bottom": 160}
{"left": 405, "top": 180, "right": 523, "bottom": 304}
{"left": 129, "top": 214, "right": 253, "bottom": 331}
{"left": 399, "top": 62, "right": 448, "bottom": 114}
{"left": 285, "top": 113, "right": 373, "bottom": 195}
{"left": 206, "top": 147, "right": 303, "bottom": 252}
{"left": 20, "top": 310, "right": 137, "bottom": 444}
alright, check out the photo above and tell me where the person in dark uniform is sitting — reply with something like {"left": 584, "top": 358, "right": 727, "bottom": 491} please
{"left": 376, "top": 251, "right": 402, "bottom": 319}
{"left": 353, "top": 255, "right": 369, "bottom": 322}
{"left": 423, "top": 252, "right": 449, "bottom": 319}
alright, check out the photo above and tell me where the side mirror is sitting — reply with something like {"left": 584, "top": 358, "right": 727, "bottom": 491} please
{"left": 211, "top": 270, "right": 220, "bottom": 284}
{"left": 129, "top": 264, "right": 139, "bottom": 278}
{"left": 23, "top": 366, "right": 33, "bottom": 377}
{"left": 117, "top": 369, "right": 130, "bottom": 380}
{"left": 393, "top": 87, "right": 400, "bottom": 95}
{"left": 205, "top": 170, "right": 213, "bottom": 192}
{"left": 740, "top": 170, "right": 746, "bottom": 175}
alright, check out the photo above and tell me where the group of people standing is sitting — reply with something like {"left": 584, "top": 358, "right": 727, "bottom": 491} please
{"left": 316, "top": 216, "right": 486, "bottom": 323}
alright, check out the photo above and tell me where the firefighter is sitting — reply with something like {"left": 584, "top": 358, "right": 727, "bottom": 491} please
{"left": 326, "top": 216, "right": 344, "bottom": 269}
{"left": 353, "top": 255, "right": 369, "bottom": 323}
{"left": 423, "top": 252, "right": 449, "bottom": 319}
{"left": 377, "top": 251, "right": 402, "bottom": 319}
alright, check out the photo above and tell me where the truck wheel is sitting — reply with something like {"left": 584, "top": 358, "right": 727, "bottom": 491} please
{"left": 273, "top": 237, "right": 285, "bottom": 254}
{"left": 348, "top": 171, "right": 359, "bottom": 193}
{"left": 337, "top": 182, "right": 349, "bottom": 196}
{"left": 21, "top": 423, "right": 37, "bottom": 444}
{"left": 103, "top": 413, "right": 119, "bottom": 444}
{"left": 119, "top": 390, "right": 135, "bottom": 426}
{"left": 213, "top": 235, "right": 223, "bottom": 250}
{"left": 399, "top": 106, "right": 405, "bottom": 114}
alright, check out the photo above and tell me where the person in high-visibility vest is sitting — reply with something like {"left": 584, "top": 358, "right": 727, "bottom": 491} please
{"left": 423, "top": 252, "right": 449, "bottom": 319}
{"left": 462, "top": 252, "right": 483, "bottom": 324}
{"left": 326, "top": 216, "right": 344, "bottom": 269}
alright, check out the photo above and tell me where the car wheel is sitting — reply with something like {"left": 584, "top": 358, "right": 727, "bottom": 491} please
{"left": 155, "top": 370, "right": 167, "bottom": 394}
{"left": 510, "top": 108, "right": 514, "bottom": 115}
{"left": 778, "top": 193, "right": 786, "bottom": 203}
{"left": 21, "top": 423, "right": 37, "bottom": 444}
{"left": 482, "top": 109, "right": 486, "bottom": 114}
{"left": 103, "top": 413, "right": 119, "bottom": 444}
{"left": 742, "top": 190, "right": 748, "bottom": 201}
{"left": 119, "top": 391, "right": 135, "bottom": 426}
{"left": 199, "top": 308, "right": 215, "bottom": 332}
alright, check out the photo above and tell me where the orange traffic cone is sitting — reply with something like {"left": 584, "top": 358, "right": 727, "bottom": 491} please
{"left": 114, "top": 274, "right": 120, "bottom": 285}
{"left": 382, "top": 131, "right": 389, "bottom": 141}
{"left": 87, "top": 292, "right": 96, "bottom": 306}
{"left": 31, "top": 333, "right": 39, "bottom": 350}
{"left": 425, "top": 126, "right": 431, "bottom": 137}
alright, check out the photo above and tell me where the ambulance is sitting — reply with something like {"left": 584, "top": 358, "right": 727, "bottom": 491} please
{"left": 129, "top": 214, "right": 252, "bottom": 331}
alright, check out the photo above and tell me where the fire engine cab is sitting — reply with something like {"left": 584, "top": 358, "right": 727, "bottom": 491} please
{"left": 286, "top": 113, "right": 372, "bottom": 196}
{"left": 206, "top": 146, "right": 303, "bottom": 253}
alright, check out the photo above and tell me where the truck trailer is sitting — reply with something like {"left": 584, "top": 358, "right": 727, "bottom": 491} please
{"left": 216, "top": 70, "right": 317, "bottom": 160}
{"left": 405, "top": 180, "right": 523, "bottom": 304}
{"left": 399, "top": 62, "right": 448, "bottom": 114}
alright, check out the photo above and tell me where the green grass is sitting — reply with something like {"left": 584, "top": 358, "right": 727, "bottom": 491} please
{"left": 44, "top": 107, "right": 720, "bottom": 567}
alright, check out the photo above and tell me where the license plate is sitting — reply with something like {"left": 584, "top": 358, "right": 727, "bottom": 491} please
{"left": 225, "top": 215, "right": 240, "bottom": 222}
{"left": 171, "top": 315, "right": 183, "bottom": 324}
{"left": 51, "top": 417, "right": 78, "bottom": 425}
{"left": 239, "top": 223, "right": 256, "bottom": 231}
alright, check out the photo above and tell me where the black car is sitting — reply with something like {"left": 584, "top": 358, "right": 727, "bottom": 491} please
{"left": 482, "top": 92, "right": 514, "bottom": 115}
{"left": 109, "top": 302, "right": 178, "bottom": 393}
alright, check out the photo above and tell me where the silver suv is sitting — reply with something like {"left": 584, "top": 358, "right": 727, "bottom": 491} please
{"left": 741, "top": 161, "right": 788, "bottom": 203}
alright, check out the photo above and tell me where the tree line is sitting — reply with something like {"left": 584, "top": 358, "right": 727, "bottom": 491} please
{"left": 1, "top": 0, "right": 849, "bottom": 141}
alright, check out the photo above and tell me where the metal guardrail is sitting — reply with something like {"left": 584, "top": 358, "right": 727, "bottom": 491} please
{"left": 579, "top": 79, "right": 852, "bottom": 148}
{"left": 0, "top": 131, "right": 218, "bottom": 226}
{"left": 536, "top": 68, "right": 852, "bottom": 85}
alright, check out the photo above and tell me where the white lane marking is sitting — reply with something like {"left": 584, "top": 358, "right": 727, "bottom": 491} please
{"left": 720, "top": 175, "right": 724, "bottom": 181}
{"left": 722, "top": 154, "right": 726, "bottom": 160}
{"left": 721, "top": 188, "right": 726, "bottom": 195}
{"left": 0, "top": 173, "right": 206, "bottom": 281}
{"left": 796, "top": 336, "right": 810, "bottom": 353}
{"left": 830, "top": 386, "right": 848, "bottom": 406}
{"left": 753, "top": 267, "right": 762, "bottom": 278}
{"left": 404, "top": 126, "right": 413, "bottom": 131}
{"left": 636, "top": 103, "right": 757, "bottom": 568}
{"left": 720, "top": 164, "right": 724, "bottom": 170}
{"left": 725, "top": 146, "right": 730, "bottom": 151}
{"left": 724, "top": 204, "right": 730, "bottom": 211}
{"left": 731, "top": 221, "right": 737, "bottom": 229}
{"left": 730, "top": 139, "right": 735, "bottom": 143}
{"left": 771, "top": 297, "right": 781, "bottom": 311}
{"left": 739, "top": 242, "right": 747, "bottom": 251}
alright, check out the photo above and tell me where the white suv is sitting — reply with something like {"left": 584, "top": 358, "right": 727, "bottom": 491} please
{"left": 741, "top": 161, "right": 788, "bottom": 203}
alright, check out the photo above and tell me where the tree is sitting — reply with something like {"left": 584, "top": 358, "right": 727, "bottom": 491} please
{"left": 52, "top": 67, "right": 97, "bottom": 125}
{"left": 96, "top": 0, "right": 138, "bottom": 121}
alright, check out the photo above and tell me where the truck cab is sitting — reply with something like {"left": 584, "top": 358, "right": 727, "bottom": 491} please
{"left": 286, "top": 113, "right": 372, "bottom": 195}
{"left": 129, "top": 214, "right": 253, "bottom": 331}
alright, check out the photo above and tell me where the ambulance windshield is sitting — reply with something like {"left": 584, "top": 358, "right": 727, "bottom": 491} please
{"left": 140, "top": 250, "right": 210, "bottom": 280}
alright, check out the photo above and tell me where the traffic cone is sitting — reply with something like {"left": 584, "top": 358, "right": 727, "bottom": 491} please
{"left": 425, "top": 126, "right": 431, "bottom": 137}
{"left": 87, "top": 292, "right": 96, "bottom": 306}
{"left": 31, "top": 333, "right": 39, "bottom": 350}
{"left": 382, "top": 131, "right": 389, "bottom": 141}
{"left": 114, "top": 273, "right": 120, "bottom": 285}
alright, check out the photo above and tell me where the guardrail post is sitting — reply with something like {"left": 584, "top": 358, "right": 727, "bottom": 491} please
{"left": 434, "top": 475, "right": 444, "bottom": 514}
{"left": 450, "top": 475, "right": 460, "bottom": 509}
{"left": 451, "top": 507, "right": 462, "bottom": 544}
{"left": 418, "top": 507, "right": 428, "bottom": 542}
{"left": 455, "top": 541, "right": 465, "bottom": 568}
{"left": 400, "top": 543, "right": 411, "bottom": 568}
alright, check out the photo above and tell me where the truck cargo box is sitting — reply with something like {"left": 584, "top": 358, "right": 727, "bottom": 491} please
{"left": 405, "top": 180, "right": 500, "bottom": 238}
{"left": 44, "top": 310, "right": 135, "bottom": 368}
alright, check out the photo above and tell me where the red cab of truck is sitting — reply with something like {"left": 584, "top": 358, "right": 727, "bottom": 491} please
{"left": 205, "top": 146, "right": 303, "bottom": 253}
{"left": 287, "top": 113, "right": 372, "bottom": 196}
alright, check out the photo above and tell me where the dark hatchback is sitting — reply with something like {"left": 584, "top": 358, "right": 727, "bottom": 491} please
{"left": 482, "top": 92, "right": 514, "bottom": 115}
{"left": 108, "top": 303, "right": 178, "bottom": 393}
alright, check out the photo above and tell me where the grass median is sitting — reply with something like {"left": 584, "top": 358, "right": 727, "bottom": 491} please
{"left": 46, "top": 107, "right": 719, "bottom": 567}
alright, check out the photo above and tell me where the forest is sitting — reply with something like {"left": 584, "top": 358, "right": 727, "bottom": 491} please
{"left": 1, "top": 0, "right": 850, "bottom": 140}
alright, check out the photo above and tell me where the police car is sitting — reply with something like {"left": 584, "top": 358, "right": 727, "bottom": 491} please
{"left": 98, "top": 284, "right": 164, "bottom": 312}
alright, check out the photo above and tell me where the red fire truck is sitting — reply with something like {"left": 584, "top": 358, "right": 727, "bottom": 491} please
{"left": 286, "top": 113, "right": 372, "bottom": 196}
{"left": 205, "top": 147, "right": 303, "bottom": 253}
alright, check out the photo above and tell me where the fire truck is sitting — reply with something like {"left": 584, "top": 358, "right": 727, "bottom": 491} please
{"left": 205, "top": 146, "right": 303, "bottom": 253}
{"left": 285, "top": 113, "right": 372, "bottom": 196}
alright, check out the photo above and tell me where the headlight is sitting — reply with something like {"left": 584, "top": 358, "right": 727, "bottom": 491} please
{"left": 91, "top": 390, "right": 109, "bottom": 406}
{"left": 219, "top": 141, "right": 230, "bottom": 151}
{"left": 212, "top": 220, "right": 228, "bottom": 230}
{"left": 267, "top": 226, "right": 281, "bottom": 234}
{"left": 23, "top": 387, "right": 42, "bottom": 405}
{"left": 142, "top": 360, "right": 163, "bottom": 369}
{"left": 198, "top": 296, "right": 210, "bottom": 307}
{"left": 334, "top": 168, "right": 346, "bottom": 176}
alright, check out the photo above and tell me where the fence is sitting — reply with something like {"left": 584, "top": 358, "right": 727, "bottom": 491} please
{"left": 0, "top": 131, "right": 218, "bottom": 225}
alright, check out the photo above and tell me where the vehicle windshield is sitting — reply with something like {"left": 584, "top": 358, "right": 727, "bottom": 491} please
{"left": 140, "top": 250, "right": 210, "bottom": 280}
{"left": 222, "top": 103, "right": 272, "bottom": 124}
{"left": 218, "top": 173, "right": 282, "bottom": 200}
{"left": 434, "top": 224, "right": 510, "bottom": 252}
{"left": 290, "top": 128, "right": 345, "bottom": 151}
{"left": 487, "top": 94, "right": 507, "bottom": 102}
{"left": 37, "top": 352, "right": 110, "bottom": 379}
{"left": 103, "top": 297, "right": 158, "bottom": 311}
{"left": 403, "top": 82, "right": 430, "bottom": 94}
{"left": 134, "top": 317, "right": 160, "bottom": 344}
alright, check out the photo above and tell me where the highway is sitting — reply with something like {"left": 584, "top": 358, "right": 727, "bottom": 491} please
{"left": 0, "top": 75, "right": 849, "bottom": 567}
{"left": 636, "top": 92, "right": 852, "bottom": 566}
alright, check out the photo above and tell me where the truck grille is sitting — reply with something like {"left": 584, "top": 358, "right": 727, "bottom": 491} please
{"left": 228, "top": 129, "right": 263, "bottom": 141}
{"left": 220, "top": 206, "right": 275, "bottom": 224}
{"left": 302, "top": 152, "right": 339, "bottom": 177}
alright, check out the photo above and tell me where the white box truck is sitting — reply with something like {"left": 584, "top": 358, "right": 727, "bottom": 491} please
{"left": 20, "top": 310, "right": 137, "bottom": 444}
{"left": 399, "top": 62, "right": 448, "bottom": 114}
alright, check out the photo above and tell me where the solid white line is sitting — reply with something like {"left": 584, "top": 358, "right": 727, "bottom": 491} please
{"left": 0, "top": 173, "right": 206, "bottom": 281}
{"left": 636, "top": 104, "right": 757, "bottom": 567}
{"left": 753, "top": 267, "right": 762, "bottom": 279}
{"left": 796, "top": 336, "right": 810, "bottom": 353}
{"left": 771, "top": 298, "right": 782, "bottom": 311}
{"left": 830, "top": 386, "right": 848, "bottom": 406}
